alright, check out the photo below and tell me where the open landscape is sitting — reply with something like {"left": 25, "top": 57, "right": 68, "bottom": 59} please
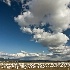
{"left": 0, "top": 0, "right": 70, "bottom": 70}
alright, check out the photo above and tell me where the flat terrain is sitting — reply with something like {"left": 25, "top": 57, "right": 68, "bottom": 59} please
{"left": 0, "top": 67, "right": 69, "bottom": 70}
{"left": 0, "top": 61, "right": 70, "bottom": 70}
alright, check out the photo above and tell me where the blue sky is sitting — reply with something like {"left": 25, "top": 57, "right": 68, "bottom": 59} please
{"left": 0, "top": 1, "right": 48, "bottom": 53}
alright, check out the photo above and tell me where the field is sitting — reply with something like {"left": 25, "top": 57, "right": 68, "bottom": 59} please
{"left": 0, "top": 61, "right": 70, "bottom": 70}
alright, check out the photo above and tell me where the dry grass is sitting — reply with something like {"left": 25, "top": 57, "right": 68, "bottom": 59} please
{"left": 0, "top": 62, "right": 70, "bottom": 70}
{"left": 0, "top": 67, "right": 69, "bottom": 70}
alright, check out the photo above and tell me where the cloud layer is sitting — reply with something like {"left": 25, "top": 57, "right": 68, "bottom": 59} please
{"left": 0, "top": 50, "right": 70, "bottom": 61}
{"left": 0, "top": 51, "right": 50, "bottom": 60}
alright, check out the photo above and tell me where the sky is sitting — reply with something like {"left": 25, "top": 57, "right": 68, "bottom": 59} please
{"left": 0, "top": 1, "right": 48, "bottom": 53}
{"left": 0, "top": 0, "right": 70, "bottom": 60}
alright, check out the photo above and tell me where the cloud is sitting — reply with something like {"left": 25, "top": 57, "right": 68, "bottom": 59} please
{"left": 14, "top": 0, "right": 70, "bottom": 60}
{"left": 1, "top": 0, "right": 70, "bottom": 60}
{"left": 32, "top": 28, "right": 70, "bottom": 58}
{"left": 33, "top": 30, "right": 69, "bottom": 47}
{"left": 2, "top": 0, "right": 11, "bottom": 6}
{"left": 15, "top": 0, "right": 70, "bottom": 32}
{"left": 0, "top": 50, "right": 70, "bottom": 60}
{"left": 20, "top": 27, "right": 32, "bottom": 34}
{"left": 0, "top": 51, "right": 50, "bottom": 60}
